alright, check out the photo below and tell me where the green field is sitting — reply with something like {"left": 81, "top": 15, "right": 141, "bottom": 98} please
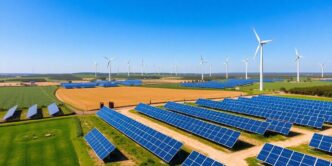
{"left": 239, "top": 81, "right": 332, "bottom": 95}
{"left": 0, "top": 117, "right": 91, "bottom": 166}
{"left": 0, "top": 86, "right": 60, "bottom": 110}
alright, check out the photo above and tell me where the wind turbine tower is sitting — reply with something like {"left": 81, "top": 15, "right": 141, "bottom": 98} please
{"left": 295, "top": 48, "right": 303, "bottom": 82}
{"left": 200, "top": 56, "right": 207, "bottom": 81}
{"left": 224, "top": 58, "right": 229, "bottom": 79}
{"left": 243, "top": 58, "right": 249, "bottom": 80}
{"left": 141, "top": 58, "right": 144, "bottom": 76}
{"left": 253, "top": 28, "right": 272, "bottom": 91}
{"left": 209, "top": 64, "right": 212, "bottom": 77}
{"left": 104, "top": 57, "right": 114, "bottom": 81}
{"left": 94, "top": 62, "right": 98, "bottom": 78}
{"left": 127, "top": 61, "right": 131, "bottom": 77}
{"left": 320, "top": 63, "right": 325, "bottom": 78}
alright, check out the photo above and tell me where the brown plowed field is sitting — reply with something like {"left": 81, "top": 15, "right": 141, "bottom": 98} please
{"left": 56, "top": 87, "right": 243, "bottom": 111}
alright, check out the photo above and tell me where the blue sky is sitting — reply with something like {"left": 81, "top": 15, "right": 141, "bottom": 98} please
{"left": 0, "top": 0, "right": 332, "bottom": 73}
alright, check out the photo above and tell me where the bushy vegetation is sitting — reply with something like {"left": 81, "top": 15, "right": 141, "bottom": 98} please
{"left": 289, "top": 85, "right": 332, "bottom": 97}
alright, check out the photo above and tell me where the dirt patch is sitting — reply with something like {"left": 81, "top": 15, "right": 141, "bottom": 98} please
{"left": 56, "top": 87, "right": 243, "bottom": 111}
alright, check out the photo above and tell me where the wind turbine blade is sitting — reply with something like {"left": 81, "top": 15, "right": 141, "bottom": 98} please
{"left": 261, "top": 40, "right": 272, "bottom": 44}
{"left": 104, "top": 57, "right": 109, "bottom": 61}
{"left": 254, "top": 44, "right": 260, "bottom": 59}
{"left": 253, "top": 28, "right": 261, "bottom": 42}
{"left": 295, "top": 48, "right": 299, "bottom": 56}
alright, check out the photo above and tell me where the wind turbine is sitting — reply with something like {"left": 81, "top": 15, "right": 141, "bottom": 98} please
{"left": 94, "top": 62, "right": 98, "bottom": 78}
{"left": 209, "top": 64, "right": 212, "bottom": 77}
{"left": 253, "top": 28, "right": 272, "bottom": 91}
{"left": 295, "top": 48, "right": 303, "bottom": 82}
{"left": 320, "top": 63, "right": 325, "bottom": 78}
{"left": 243, "top": 58, "right": 249, "bottom": 80}
{"left": 200, "top": 56, "right": 207, "bottom": 81}
{"left": 127, "top": 60, "right": 131, "bottom": 77}
{"left": 224, "top": 58, "right": 229, "bottom": 79}
{"left": 104, "top": 57, "right": 114, "bottom": 81}
{"left": 174, "top": 64, "right": 178, "bottom": 76}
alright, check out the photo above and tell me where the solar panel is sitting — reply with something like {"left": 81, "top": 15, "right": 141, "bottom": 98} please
{"left": 3, "top": 105, "right": 18, "bottom": 120}
{"left": 84, "top": 128, "right": 116, "bottom": 160}
{"left": 257, "top": 143, "right": 332, "bottom": 166}
{"left": 47, "top": 103, "right": 60, "bottom": 116}
{"left": 266, "top": 119, "right": 293, "bottom": 135}
{"left": 197, "top": 98, "right": 325, "bottom": 129}
{"left": 135, "top": 103, "right": 240, "bottom": 148}
{"left": 164, "top": 102, "right": 269, "bottom": 135}
{"left": 309, "top": 133, "right": 332, "bottom": 153}
{"left": 97, "top": 107, "right": 183, "bottom": 163}
{"left": 27, "top": 104, "right": 38, "bottom": 118}
{"left": 182, "top": 151, "right": 224, "bottom": 166}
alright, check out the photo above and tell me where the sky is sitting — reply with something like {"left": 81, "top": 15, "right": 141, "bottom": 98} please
{"left": 0, "top": 0, "right": 332, "bottom": 74}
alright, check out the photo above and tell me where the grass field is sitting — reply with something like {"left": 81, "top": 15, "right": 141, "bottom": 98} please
{"left": 0, "top": 86, "right": 60, "bottom": 110}
{"left": 0, "top": 117, "right": 91, "bottom": 166}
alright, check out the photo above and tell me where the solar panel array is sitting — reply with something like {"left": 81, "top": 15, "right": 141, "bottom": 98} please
{"left": 47, "top": 103, "right": 60, "bottom": 116}
{"left": 3, "top": 105, "right": 18, "bottom": 120}
{"left": 257, "top": 143, "right": 332, "bottom": 166}
{"left": 196, "top": 98, "right": 325, "bottom": 129}
{"left": 84, "top": 128, "right": 116, "bottom": 160}
{"left": 309, "top": 133, "right": 332, "bottom": 153}
{"left": 164, "top": 102, "right": 269, "bottom": 135}
{"left": 61, "top": 82, "right": 97, "bottom": 89}
{"left": 27, "top": 104, "right": 38, "bottom": 118}
{"left": 249, "top": 95, "right": 332, "bottom": 123}
{"left": 182, "top": 151, "right": 224, "bottom": 166}
{"left": 97, "top": 106, "right": 183, "bottom": 163}
{"left": 135, "top": 103, "right": 240, "bottom": 148}
{"left": 116, "top": 79, "right": 142, "bottom": 86}
{"left": 266, "top": 119, "right": 293, "bottom": 135}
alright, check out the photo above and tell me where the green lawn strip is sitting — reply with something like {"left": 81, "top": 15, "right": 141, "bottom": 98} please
{"left": 0, "top": 117, "right": 83, "bottom": 166}
{"left": 79, "top": 115, "right": 169, "bottom": 166}
{"left": 287, "top": 144, "right": 332, "bottom": 161}
{"left": 0, "top": 86, "right": 60, "bottom": 109}
{"left": 130, "top": 109, "right": 232, "bottom": 153}
{"left": 245, "top": 156, "right": 261, "bottom": 166}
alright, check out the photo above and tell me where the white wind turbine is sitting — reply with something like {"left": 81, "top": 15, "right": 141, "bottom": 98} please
{"left": 200, "top": 56, "right": 208, "bottom": 81}
{"left": 104, "top": 57, "right": 114, "bottom": 81}
{"left": 175, "top": 64, "right": 178, "bottom": 76}
{"left": 127, "top": 60, "right": 131, "bottom": 77}
{"left": 243, "top": 58, "right": 249, "bottom": 80}
{"left": 209, "top": 64, "right": 212, "bottom": 77}
{"left": 94, "top": 62, "right": 98, "bottom": 78}
{"left": 253, "top": 28, "right": 272, "bottom": 91}
{"left": 295, "top": 48, "right": 303, "bottom": 82}
{"left": 224, "top": 58, "right": 229, "bottom": 79}
{"left": 320, "top": 63, "right": 325, "bottom": 78}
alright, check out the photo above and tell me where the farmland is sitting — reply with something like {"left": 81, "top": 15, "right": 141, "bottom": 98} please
{"left": 0, "top": 117, "right": 91, "bottom": 166}
{"left": 0, "top": 86, "right": 59, "bottom": 110}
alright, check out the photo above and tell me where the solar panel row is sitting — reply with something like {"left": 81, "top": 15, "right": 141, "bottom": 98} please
{"left": 257, "top": 143, "right": 332, "bottom": 166}
{"left": 97, "top": 106, "right": 183, "bottom": 163}
{"left": 182, "top": 151, "right": 224, "bottom": 166}
{"left": 309, "top": 133, "right": 332, "bottom": 153}
{"left": 135, "top": 103, "right": 240, "bottom": 148}
{"left": 3, "top": 105, "right": 18, "bottom": 120}
{"left": 47, "top": 103, "right": 60, "bottom": 116}
{"left": 247, "top": 96, "right": 332, "bottom": 123}
{"left": 196, "top": 98, "right": 324, "bottom": 129}
{"left": 266, "top": 119, "right": 293, "bottom": 135}
{"left": 84, "top": 128, "right": 116, "bottom": 160}
{"left": 164, "top": 102, "right": 269, "bottom": 135}
{"left": 27, "top": 104, "right": 38, "bottom": 118}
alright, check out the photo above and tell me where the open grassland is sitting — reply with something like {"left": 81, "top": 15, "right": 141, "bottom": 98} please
{"left": 0, "top": 86, "right": 60, "bottom": 109}
{"left": 57, "top": 87, "right": 243, "bottom": 111}
{"left": 0, "top": 117, "right": 93, "bottom": 166}
{"left": 240, "top": 81, "right": 332, "bottom": 94}
{"left": 288, "top": 144, "right": 332, "bottom": 161}
{"left": 79, "top": 115, "right": 175, "bottom": 166}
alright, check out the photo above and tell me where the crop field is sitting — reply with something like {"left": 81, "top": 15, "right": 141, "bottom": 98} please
{"left": 0, "top": 86, "right": 59, "bottom": 110}
{"left": 56, "top": 87, "right": 243, "bottom": 111}
{"left": 0, "top": 117, "right": 88, "bottom": 166}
